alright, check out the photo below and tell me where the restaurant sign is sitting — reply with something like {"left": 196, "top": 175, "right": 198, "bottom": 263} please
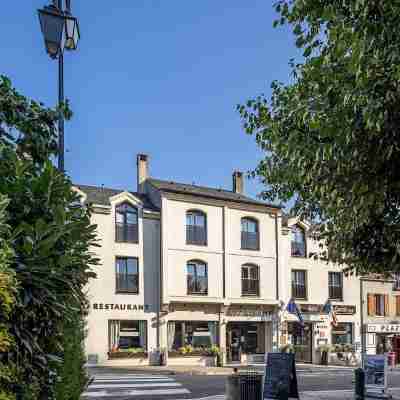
{"left": 92, "top": 303, "right": 150, "bottom": 311}
{"left": 366, "top": 324, "right": 400, "bottom": 333}
{"left": 298, "top": 304, "right": 356, "bottom": 315}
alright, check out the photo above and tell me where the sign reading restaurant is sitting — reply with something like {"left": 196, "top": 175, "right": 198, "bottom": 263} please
{"left": 92, "top": 303, "right": 150, "bottom": 311}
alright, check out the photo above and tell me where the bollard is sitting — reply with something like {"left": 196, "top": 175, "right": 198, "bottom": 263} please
{"left": 354, "top": 368, "right": 365, "bottom": 400}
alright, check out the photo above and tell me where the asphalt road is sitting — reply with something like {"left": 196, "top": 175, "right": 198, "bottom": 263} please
{"left": 83, "top": 366, "right": 400, "bottom": 399}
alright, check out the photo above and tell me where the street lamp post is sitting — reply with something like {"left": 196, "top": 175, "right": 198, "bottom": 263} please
{"left": 38, "top": 0, "right": 80, "bottom": 172}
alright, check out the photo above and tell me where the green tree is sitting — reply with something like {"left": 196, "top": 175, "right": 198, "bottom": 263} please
{"left": 0, "top": 76, "right": 98, "bottom": 399}
{"left": 238, "top": 1, "right": 400, "bottom": 274}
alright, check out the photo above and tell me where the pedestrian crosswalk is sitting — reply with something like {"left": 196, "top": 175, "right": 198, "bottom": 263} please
{"left": 82, "top": 374, "right": 191, "bottom": 398}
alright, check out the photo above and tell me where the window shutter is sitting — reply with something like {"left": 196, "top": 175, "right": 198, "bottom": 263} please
{"left": 390, "top": 296, "right": 397, "bottom": 316}
{"left": 367, "top": 294, "right": 375, "bottom": 316}
{"left": 396, "top": 296, "right": 400, "bottom": 316}
{"left": 384, "top": 294, "right": 389, "bottom": 316}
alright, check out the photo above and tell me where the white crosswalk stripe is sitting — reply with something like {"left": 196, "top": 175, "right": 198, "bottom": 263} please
{"left": 82, "top": 373, "right": 191, "bottom": 398}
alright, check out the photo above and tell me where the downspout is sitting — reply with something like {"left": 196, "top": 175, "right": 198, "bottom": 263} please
{"left": 360, "top": 277, "right": 365, "bottom": 367}
{"left": 222, "top": 206, "right": 226, "bottom": 298}
{"left": 275, "top": 213, "right": 279, "bottom": 300}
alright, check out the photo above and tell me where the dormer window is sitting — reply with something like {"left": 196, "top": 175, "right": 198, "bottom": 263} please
{"left": 115, "top": 203, "right": 138, "bottom": 243}
{"left": 241, "top": 217, "right": 259, "bottom": 250}
{"left": 291, "top": 224, "right": 306, "bottom": 257}
{"left": 186, "top": 210, "right": 207, "bottom": 246}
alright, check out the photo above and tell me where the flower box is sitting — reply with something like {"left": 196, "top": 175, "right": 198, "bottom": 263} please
{"left": 108, "top": 351, "right": 148, "bottom": 360}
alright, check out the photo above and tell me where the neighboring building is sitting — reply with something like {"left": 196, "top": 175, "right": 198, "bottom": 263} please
{"left": 362, "top": 275, "right": 400, "bottom": 362}
{"left": 279, "top": 218, "right": 361, "bottom": 365}
{"left": 78, "top": 154, "right": 282, "bottom": 365}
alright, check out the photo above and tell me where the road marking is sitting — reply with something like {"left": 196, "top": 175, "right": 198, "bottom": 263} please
{"left": 82, "top": 388, "right": 190, "bottom": 397}
{"left": 93, "top": 377, "right": 174, "bottom": 382}
{"left": 90, "top": 382, "right": 182, "bottom": 389}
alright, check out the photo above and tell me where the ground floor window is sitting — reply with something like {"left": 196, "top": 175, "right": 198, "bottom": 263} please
{"left": 331, "top": 323, "right": 353, "bottom": 345}
{"left": 108, "top": 320, "right": 147, "bottom": 353}
{"left": 168, "top": 321, "right": 218, "bottom": 351}
{"left": 287, "top": 322, "right": 313, "bottom": 363}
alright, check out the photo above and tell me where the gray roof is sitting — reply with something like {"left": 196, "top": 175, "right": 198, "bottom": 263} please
{"left": 75, "top": 184, "right": 159, "bottom": 211}
{"left": 148, "top": 178, "right": 280, "bottom": 209}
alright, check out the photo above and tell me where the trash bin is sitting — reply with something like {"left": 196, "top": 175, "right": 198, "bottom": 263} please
{"left": 226, "top": 371, "right": 263, "bottom": 400}
{"left": 388, "top": 352, "right": 396, "bottom": 367}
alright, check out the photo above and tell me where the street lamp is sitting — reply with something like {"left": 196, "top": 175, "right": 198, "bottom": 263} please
{"left": 38, "top": 0, "right": 80, "bottom": 171}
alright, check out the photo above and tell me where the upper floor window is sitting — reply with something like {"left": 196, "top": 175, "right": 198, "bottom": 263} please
{"left": 116, "top": 257, "right": 139, "bottom": 294}
{"left": 292, "top": 270, "right": 307, "bottom": 299}
{"left": 241, "top": 264, "right": 260, "bottom": 297}
{"left": 186, "top": 210, "right": 207, "bottom": 246}
{"left": 328, "top": 272, "right": 343, "bottom": 300}
{"left": 291, "top": 224, "right": 306, "bottom": 257}
{"left": 394, "top": 273, "right": 400, "bottom": 291}
{"left": 241, "top": 217, "right": 259, "bottom": 250}
{"left": 115, "top": 203, "right": 138, "bottom": 243}
{"left": 187, "top": 260, "right": 208, "bottom": 295}
{"left": 367, "top": 293, "right": 388, "bottom": 316}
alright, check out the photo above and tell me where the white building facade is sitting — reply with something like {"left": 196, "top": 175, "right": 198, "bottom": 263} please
{"left": 79, "top": 153, "right": 389, "bottom": 367}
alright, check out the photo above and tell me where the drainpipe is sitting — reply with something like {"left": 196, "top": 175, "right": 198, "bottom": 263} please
{"left": 360, "top": 277, "right": 365, "bottom": 367}
{"left": 275, "top": 213, "right": 279, "bottom": 300}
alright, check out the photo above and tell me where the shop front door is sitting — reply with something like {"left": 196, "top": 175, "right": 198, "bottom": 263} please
{"left": 292, "top": 322, "right": 313, "bottom": 363}
{"left": 229, "top": 328, "right": 241, "bottom": 362}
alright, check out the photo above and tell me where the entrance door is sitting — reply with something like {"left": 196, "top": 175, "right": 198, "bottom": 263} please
{"left": 292, "top": 322, "right": 313, "bottom": 363}
{"left": 230, "top": 328, "right": 241, "bottom": 362}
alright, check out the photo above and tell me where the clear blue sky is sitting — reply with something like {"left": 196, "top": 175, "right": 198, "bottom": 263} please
{"left": 2, "top": 1, "right": 298, "bottom": 199}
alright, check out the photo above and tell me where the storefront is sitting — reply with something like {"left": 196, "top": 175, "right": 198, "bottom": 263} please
{"left": 281, "top": 303, "right": 358, "bottom": 364}
{"left": 365, "top": 324, "right": 400, "bottom": 359}
{"left": 85, "top": 302, "right": 157, "bottom": 364}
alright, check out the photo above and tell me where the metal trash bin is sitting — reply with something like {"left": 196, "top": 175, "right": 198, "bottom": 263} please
{"left": 226, "top": 370, "right": 263, "bottom": 400}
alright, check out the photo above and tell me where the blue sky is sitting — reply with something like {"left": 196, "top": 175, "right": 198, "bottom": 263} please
{"left": 2, "top": 1, "right": 298, "bottom": 199}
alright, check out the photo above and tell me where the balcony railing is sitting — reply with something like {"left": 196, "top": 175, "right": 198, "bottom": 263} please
{"left": 241, "top": 231, "right": 259, "bottom": 250}
{"left": 242, "top": 279, "right": 260, "bottom": 296}
{"left": 329, "top": 285, "right": 343, "bottom": 300}
{"left": 186, "top": 225, "right": 207, "bottom": 245}
{"left": 187, "top": 277, "right": 208, "bottom": 295}
{"left": 292, "top": 283, "right": 307, "bottom": 299}
{"left": 291, "top": 242, "right": 306, "bottom": 257}
{"left": 116, "top": 223, "right": 138, "bottom": 243}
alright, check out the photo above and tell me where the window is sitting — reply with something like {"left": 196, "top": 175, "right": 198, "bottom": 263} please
{"left": 167, "top": 321, "right": 218, "bottom": 351}
{"left": 186, "top": 210, "right": 207, "bottom": 245}
{"left": 396, "top": 296, "right": 400, "bottom": 316}
{"left": 292, "top": 270, "right": 307, "bottom": 299}
{"left": 241, "top": 264, "right": 260, "bottom": 296}
{"left": 187, "top": 260, "right": 208, "bottom": 295}
{"left": 108, "top": 320, "right": 147, "bottom": 353}
{"left": 394, "top": 273, "right": 400, "bottom": 291}
{"left": 241, "top": 217, "right": 260, "bottom": 250}
{"left": 115, "top": 203, "right": 138, "bottom": 243}
{"left": 291, "top": 225, "right": 306, "bottom": 257}
{"left": 116, "top": 257, "right": 139, "bottom": 294}
{"left": 368, "top": 293, "right": 388, "bottom": 316}
{"left": 332, "top": 323, "right": 353, "bottom": 345}
{"left": 328, "top": 272, "right": 343, "bottom": 300}
{"left": 375, "top": 294, "right": 385, "bottom": 316}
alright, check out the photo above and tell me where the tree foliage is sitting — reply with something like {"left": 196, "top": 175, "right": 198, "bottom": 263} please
{"left": 0, "top": 76, "right": 98, "bottom": 399}
{"left": 238, "top": 1, "right": 400, "bottom": 274}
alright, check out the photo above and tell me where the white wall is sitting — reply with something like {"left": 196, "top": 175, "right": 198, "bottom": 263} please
{"left": 85, "top": 193, "right": 160, "bottom": 363}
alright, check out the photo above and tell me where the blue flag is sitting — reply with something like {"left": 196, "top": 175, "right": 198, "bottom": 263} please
{"left": 286, "top": 299, "right": 304, "bottom": 326}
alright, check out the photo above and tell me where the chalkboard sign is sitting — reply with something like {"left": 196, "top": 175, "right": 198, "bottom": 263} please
{"left": 263, "top": 353, "right": 299, "bottom": 399}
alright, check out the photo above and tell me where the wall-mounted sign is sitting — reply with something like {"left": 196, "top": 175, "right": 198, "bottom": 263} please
{"left": 92, "top": 303, "right": 150, "bottom": 311}
{"left": 226, "top": 308, "right": 274, "bottom": 319}
{"left": 366, "top": 324, "right": 400, "bottom": 333}
{"left": 333, "top": 305, "right": 356, "bottom": 315}
{"left": 299, "top": 304, "right": 322, "bottom": 313}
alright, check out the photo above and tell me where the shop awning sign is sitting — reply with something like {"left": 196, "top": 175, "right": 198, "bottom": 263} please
{"left": 366, "top": 324, "right": 400, "bottom": 333}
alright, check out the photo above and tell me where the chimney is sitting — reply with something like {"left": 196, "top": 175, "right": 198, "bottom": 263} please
{"left": 137, "top": 154, "right": 149, "bottom": 193}
{"left": 232, "top": 171, "right": 244, "bottom": 194}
